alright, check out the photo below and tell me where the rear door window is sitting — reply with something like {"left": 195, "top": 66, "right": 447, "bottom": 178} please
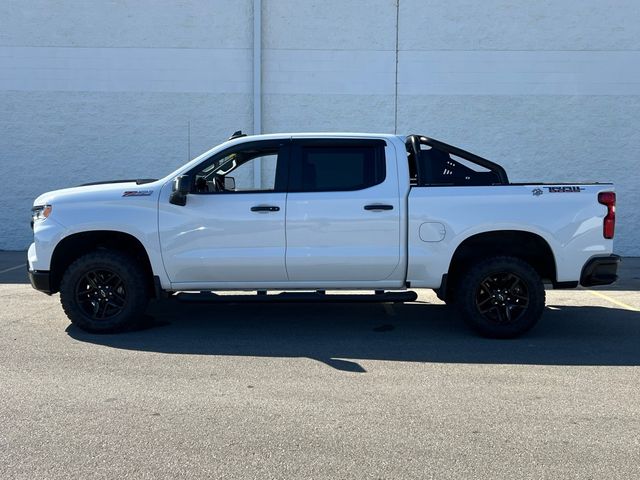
{"left": 289, "top": 141, "right": 386, "bottom": 192}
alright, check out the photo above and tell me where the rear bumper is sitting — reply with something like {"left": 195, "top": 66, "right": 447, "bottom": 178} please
{"left": 28, "top": 269, "right": 52, "bottom": 295}
{"left": 580, "top": 255, "right": 620, "bottom": 287}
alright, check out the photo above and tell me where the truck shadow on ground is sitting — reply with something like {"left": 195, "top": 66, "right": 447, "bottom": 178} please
{"left": 66, "top": 300, "right": 640, "bottom": 372}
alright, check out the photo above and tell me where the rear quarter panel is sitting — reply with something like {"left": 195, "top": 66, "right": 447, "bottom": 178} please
{"left": 407, "top": 184, "right": 614, "bottom": 287}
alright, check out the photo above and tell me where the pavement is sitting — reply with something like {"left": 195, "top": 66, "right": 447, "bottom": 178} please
{"left": 1, "top": 252, "right": 639, "bottom": 479}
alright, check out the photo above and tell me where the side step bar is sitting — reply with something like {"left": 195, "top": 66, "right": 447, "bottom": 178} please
{"left": 176, "top": 290, "right": 418, "bottom": 304}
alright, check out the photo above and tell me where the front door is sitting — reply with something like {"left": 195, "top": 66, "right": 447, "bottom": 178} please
{"left": 159, "top": 139, "right": 289, "bottom": 286}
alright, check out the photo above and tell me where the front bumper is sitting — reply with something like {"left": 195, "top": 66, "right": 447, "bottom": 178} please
{"left": 28, "top": 268, "right": 52, "bottom": 295}
{"left": 580, "top": 255, "right": 620, "bottom": 287}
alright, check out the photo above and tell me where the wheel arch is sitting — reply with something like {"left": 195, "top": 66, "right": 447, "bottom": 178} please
{"left": 49, "top": 230, "right": 155, "bottom": 295}
{"left": 442, "top": 229, "right": 558, "bottom": 301}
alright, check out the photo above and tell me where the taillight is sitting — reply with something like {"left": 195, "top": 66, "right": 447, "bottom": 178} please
{"left": 598, "top": 192, "right": 616, "bottom": 239}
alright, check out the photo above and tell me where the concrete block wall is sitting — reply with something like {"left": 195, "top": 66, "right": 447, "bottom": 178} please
{"left": 262, "top": 0, "right": 397, "bottom": 133}
{"left": 0, "top": 0, "right": 255, "bottom": 251}
{"left": 1, "top": 0, "right": 638, "bottom": 255}
{"left": 397, "top": 0, "right": 640, "bottom": 255}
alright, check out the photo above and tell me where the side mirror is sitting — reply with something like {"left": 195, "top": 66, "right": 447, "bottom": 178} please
{"left": 224, "top": 176, "right": 236, "bottom": 191}
{"left": 169, "top": 175, "right": 191, "bottom": 206}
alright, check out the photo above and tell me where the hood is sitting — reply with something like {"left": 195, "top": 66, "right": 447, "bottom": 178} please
{"left": 78, "top": 178, "right": 157, "bottom": 187}
{"left": 33, "top": 180, "right": 161, "bottom": 206}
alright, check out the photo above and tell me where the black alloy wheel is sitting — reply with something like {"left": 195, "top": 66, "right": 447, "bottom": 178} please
{"left": 75, "top": 268, "right": 127, "bottom": 320}
{"left": 456, "top": 256, "right": 545, "bottom": 338}
{"left": 60, "top": 250, "right": 149, "bottom": 333}
{"left": 475, "top": 271, "right": 529, "bottom": 324}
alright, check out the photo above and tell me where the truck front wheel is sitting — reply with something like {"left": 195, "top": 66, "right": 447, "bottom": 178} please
{"left": 456, "top": 256, "right": 545, "bottom": 338}
{"left": 59, "top": 250, "right": 149, "bottom": 333}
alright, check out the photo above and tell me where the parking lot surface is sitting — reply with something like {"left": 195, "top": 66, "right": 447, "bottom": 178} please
{"left": 1, "top": 252, "right": 639, "bottom": 479}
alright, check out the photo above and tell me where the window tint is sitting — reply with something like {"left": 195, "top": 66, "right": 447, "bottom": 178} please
{"left": 291, "top": 145, "right": 385, "bottom": 192}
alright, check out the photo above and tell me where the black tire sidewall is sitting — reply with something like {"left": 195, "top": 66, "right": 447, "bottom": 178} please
{"left": 60, "top": 250, "right": 149, "bottom": 333}
{"left": 457, "top": 256, "right": 545, "bottom": 338}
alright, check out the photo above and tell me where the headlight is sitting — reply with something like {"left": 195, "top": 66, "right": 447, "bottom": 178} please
{"left": 31, "top": 205, "right": 52, "bottom": 229}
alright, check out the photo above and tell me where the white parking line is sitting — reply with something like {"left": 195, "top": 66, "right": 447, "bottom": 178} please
{"left": 0, "top": 264, "right": 24, "bottom": 275}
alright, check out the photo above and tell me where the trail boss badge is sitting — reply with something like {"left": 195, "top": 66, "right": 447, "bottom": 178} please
{"left": 546, "top": 186, "right": 585, "bottom": 193}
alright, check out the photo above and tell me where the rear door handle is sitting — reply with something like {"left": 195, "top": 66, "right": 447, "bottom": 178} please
{"left": 251, "top": 205, "right": 280, "bottom": 212}
{"left": 364, "top": 204, "right": 394, "bottom": 211}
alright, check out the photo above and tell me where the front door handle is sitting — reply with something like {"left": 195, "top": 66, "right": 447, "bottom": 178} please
{"left": 364, "top": 204, "right": 394, "bottom": 211}
{"left": 251, "top": 205, "right": 280, "bottom": 212}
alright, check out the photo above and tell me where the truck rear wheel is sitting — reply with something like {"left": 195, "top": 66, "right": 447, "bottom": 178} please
{"left": 456, "top": 256, "right": 545, "bottom": 338}
{"left": 59, "top": 250, "right": 149, "bottom": 333}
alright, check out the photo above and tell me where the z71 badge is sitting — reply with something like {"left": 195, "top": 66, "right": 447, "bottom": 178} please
{"left": 122, "top": 190, "right": 153, "bottom": 197}
{"left": 546, "top": 186, "right": 584, "bottom": 193}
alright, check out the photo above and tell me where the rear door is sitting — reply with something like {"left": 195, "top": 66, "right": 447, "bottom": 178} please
{"left": 285, "top": 138, "right": 402, "bottom": 282}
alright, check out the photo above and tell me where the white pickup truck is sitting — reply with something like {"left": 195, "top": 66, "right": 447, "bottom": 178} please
{"left": 28, "top": 132, "right": 619, "bottom": 337}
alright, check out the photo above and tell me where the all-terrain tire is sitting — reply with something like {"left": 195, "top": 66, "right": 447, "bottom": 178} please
{"left": 59, "top": 250, "right": 149, "bottom": 333}
{"left": 456, "top": 256, "right": 545, "bottom": 338}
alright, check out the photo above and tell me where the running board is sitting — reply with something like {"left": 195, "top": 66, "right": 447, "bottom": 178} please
{"left": 176, "top": 290, "right": 418, "bottom": 304}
